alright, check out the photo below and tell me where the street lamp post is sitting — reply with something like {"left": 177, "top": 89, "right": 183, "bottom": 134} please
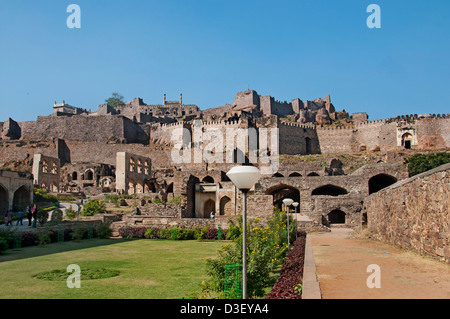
{"left": 292, "top": 202, "right": 299, "bottom": 240}
{"left": 282, "top": 198, "right": 294, "bottom": 249}
{"left": 226, "top": 165, "right": 261, "bottom": 300}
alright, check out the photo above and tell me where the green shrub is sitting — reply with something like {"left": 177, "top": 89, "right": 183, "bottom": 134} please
{"left": 50, "top": 209, "right": 64, "bottom": 224}
{"left": 168, "top": 195, "right": 182, "bottom": 205}
{"left": 152, "top": 198, "right": 164, "bottom": 204}
{"left": 404, "top": 152, "right": 450, "bottom": 177}
{"left": 203, "top": 208, "right": 296, "bottom": 298}
{"left": 34, "top": 189, "right": 59, "bottom": 203}
{"left": 96, "top": 222, "right": 112, "bottom": 239}
{"left": 36, "top": 227, "right": 51, "bottom": 246}
{"left": 37, "top": 210, "right": 50, "bottom": 226}
{"left": 65, "top": 207, "right": 78, "bottom": 220}
{"left": 0, "top": 239, "right": 8, "bottom": 254}
{"left": 82, "top": 200, "right": 106, "bottom": 216}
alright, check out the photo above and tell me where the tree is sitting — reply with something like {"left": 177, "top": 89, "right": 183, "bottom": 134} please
{"left": 105, "top": 92, "right": 125, "bottom": 108}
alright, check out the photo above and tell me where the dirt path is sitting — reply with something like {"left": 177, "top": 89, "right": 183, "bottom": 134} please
{"left": 309, "top": 228, "right": 450, "bottom": 299}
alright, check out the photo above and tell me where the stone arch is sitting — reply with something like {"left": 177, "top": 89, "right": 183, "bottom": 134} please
{"left": 85, "top": 169, "right": 94, "bottom": 181}
{"left": 145, "top": 180, "right": 156, "bottom": 193}
{"left": 128, "top": 178, "right": 136, "bottom": 195}
{"left": 203, "top": 199, "right": 216, "bottom": 218}
{"left": 0, "top": 184, "right": 9, "bottom": 213}
{"left": 289, "top": 172, "right": 302, "bottom": 177}
{"left": 272, "top": 173, "right": 284, "bottom": 178}
{"left": 307, "top": 172, "right": 319, "bottom": 177}
{"left": 219, "top": 196, "right": 232, "bottom": 216}
{"left": 368, "top": 174, "right": 397, "bottom": 195}
{"left": 137, "top": 158, "right": 143, "bottom": 174}
{"left": 42, "top": 160, "right": 49, "bottom": 173}
{"left": 129, "top": 157, "right": 136, "bottom": 172}
{"left": 327, "top": 209, "right": 346, "bottom": 224}
{"left": 136, "top": 180, "right": 144, "bottom": 194}
{"left": 13, "top": 186, "right": 31, "bottom": 211}
{"left": 144, "top": 160, "right": 150, "bottom": 175}
{"left": 202, "top": 176, "right": 214, "bottom": 183}
{"left": 265, "top": 184, "right": 300, "bottom": 209}
{"left": 51, "top": 162, "right": 57, "bottom": 174}
{"left": 72, "top": 171, "right": 78, "bottom": 181}
{"left": 312, "top": 184, "right": 348, "bottom": 196}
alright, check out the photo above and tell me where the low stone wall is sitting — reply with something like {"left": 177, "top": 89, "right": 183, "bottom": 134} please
{"left": 365, "top": 163, "right": 449, "bottom": 263}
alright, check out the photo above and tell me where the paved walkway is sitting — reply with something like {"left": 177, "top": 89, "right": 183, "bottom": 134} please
{"left": 305, "top": 228, "right": 450, "bottom": 299}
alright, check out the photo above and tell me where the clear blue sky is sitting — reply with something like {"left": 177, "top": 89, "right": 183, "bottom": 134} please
{"left": 1, "top": 0, "right": 449, "bottom": 122}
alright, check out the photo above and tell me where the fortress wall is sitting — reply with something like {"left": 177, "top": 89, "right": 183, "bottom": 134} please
{"left": 415, "top": 117, "right": 450, "bottom": 149}
{"left": 279, "top": 122, "right": 319, "bottom": 155}
{"left": 365, "top": 163, "right": 450, "bottom": 263}
{"left": 354, "top": 120, "right": 397, "bottom": 151}
{"left": 19, "top": 115, "right": 149, "bottom": 144}
{"left": 316, "top": 126, "right": 355, "bottom": 154}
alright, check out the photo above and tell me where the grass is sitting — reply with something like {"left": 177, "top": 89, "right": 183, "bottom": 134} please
{"left": 0, "top": 238, "right": 225, "bottom": 299}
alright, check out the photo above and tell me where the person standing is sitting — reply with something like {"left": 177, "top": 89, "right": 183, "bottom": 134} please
{"left": 6, "top": 210, "right": 12, "bottom": 226}
{"left": 16, "top": 209, "right": 24, "bottom": 226}
{"left": 31, "top": 204, "right": 37, "bottom": 228}
{"left": 26, "top": 206, "right": 32, "bottom": 227}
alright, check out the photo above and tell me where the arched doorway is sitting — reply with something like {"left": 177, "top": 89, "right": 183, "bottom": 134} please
{"left": 0, "top": 184, "right": 8, "bottom": 213}
{"left": 13, "top": 186, "right": 31, "bottom": 211}
{"left": 72, "top": 172, "right": 78, "bottom": 181}
{"left": 328, "top": 210, "right": 346, "bottom": 224}
{"left": 368, "top": 174, "right": 397, "bottom": 194}
{"left": 203, "top": 199, "right": 215, "bottom": 218}
{"left": 265, "top": 184, "right": 300, "bottom": 210}
{"left": 219, "top": 196, "right": 232, "bottom": 216}
{"left": 402, "top": 133, "right": 413, "bottom": 149}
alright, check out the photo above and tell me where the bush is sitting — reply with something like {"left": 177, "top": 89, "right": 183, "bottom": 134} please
{"left": 34, "top": 189, "right": 59, "bottom": 203}
{"left": 96, "top": 222, "right": 113, "bottom": 239}
{"left": 65, "top": 207, "right": 78, "bottom": 220}
{"left": 0, "top": 239, "right": 8, "bottom": 254}
{"left": 168, "top": 195, "right": 182, "bottom": 205}
{"left": 82, "top": 200, "right": 106, "bottom": 216}
{"left": 204, "top": 212, "right": 294, "bottom": 298}
{"left": 37, "top": 210, "right": 50, "bottom": 226}
{"left": 118, "top": 226, "right": 147, "bottom": 239}
{"left": 404, "top": 152, "right": 450, "bottom": 177}
{"left": 267, "top": 234, "right": 306, "bottom": 299}
{"left": 50, "top": 209, "right": 63, "bottom": 224}
{"left": 36, "top": 227, "right": 52, "bottom": 246}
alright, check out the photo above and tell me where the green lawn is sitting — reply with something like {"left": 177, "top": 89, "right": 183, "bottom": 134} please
{"left": 0, "top": 238, "right": 225, "bottom": 299}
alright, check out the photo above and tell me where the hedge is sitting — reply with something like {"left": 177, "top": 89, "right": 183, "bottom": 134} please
{"left": 266, "top": 232, "right": 307, "bottom": 299}
{"left": 117, "top": 226, "right": 227, "bottom": 241}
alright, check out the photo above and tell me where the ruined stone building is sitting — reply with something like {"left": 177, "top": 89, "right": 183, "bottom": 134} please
{"left": 0, "top": 90, "right": 448, "bottom": 236}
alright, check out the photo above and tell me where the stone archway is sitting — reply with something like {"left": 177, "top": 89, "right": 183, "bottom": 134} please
{"left": 368, "top": 174, "right": 397, "bottom": 195}
{"left": 13, "top": 186, "right": 31, "bottom": 211}
{"left": 0, "top": 184, "right": 8, "bottom": 213}
{"left": 265, "top": 184, "right": 300, "bottom": 210}
{"left": 219, "top": 196, "right": 232, "bottom": 216}
{"left": 312, "top": 184, "right": 348, "bottom": 196}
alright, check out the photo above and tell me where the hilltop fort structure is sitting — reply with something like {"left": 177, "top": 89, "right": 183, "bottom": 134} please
{"left": 0, "top": 89, "right": 448, "bottom": 263}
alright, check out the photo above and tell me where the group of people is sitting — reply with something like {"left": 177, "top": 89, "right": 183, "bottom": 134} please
{"left": 3, "top": 205, "right": 37, "bottom": 227}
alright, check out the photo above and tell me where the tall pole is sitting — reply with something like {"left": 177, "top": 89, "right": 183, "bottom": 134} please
{"left": 242, "top": 189, "right": 248, "bottom": 299}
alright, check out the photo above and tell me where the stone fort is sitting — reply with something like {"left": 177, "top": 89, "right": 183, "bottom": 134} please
{"left": 0, "top": 89, "right": 448, "bottom": 262}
